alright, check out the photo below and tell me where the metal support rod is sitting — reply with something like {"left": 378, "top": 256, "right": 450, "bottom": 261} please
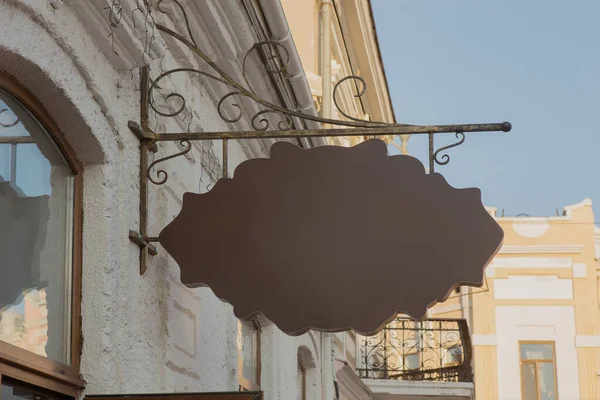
{"left": 429, "top": 133, "right": 434, "bottom": 174}
{"left": 139, "top": 66, "right": 151, "bottom": 274}
{"left": 128, "top": 116, "right": 510, "bottom": 275}
{"left": 129, "top": 231, "right": 158, "bottom": 256}
{"left": 142, "top": 122, "right": 511, "bottom": 142}
{"left": 222, "top": 138, "right": 228, "bottom": 178}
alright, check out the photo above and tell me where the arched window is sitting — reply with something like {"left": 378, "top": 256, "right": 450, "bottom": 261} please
{"left": 0, "top": 72, "right": 83, "bottom": 396}
{"left": 297, "top": 345, "right": 316, "bottom": 400}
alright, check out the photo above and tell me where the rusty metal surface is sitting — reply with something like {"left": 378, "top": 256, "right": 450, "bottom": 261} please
{"left": 143, "top": 122, "right": 511, "bottom": 141}
{"left": 159, "top": 140, "right": 504, "bottom": 336}
{"left": 139, "top": 66, "right": 150, "bottom": 274}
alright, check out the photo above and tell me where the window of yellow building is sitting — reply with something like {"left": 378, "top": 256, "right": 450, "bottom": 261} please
{"left": 520, "top": 342, "right": 558, "bottom": 400}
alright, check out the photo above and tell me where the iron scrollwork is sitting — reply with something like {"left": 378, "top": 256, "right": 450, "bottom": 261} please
{"left": 433, "top": 132, "right": 466, "bottom": 166}
{"left": 147, "top": 139, "right": 192, "bottom": 185}
{"left": 133, "top": 1, "right": 510, "bottom": 187}
{"left": 242, "top": 40, "right": 291, "bottom": 87}
{"left": 141, "top": 0, "right": 411, "bottom": 187}
{"left": 127, "top": 1, "right": 511, "bottom": 275}
{"left": 357, "top": 318, "right": 473, "bottom": 382}
{"left": 149, "top": 1, "right": 405, "bottom": 129}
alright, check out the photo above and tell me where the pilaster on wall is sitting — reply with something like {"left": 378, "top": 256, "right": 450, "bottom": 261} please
{"left": 473, "top": 346, "right": 498, "bottom": 400}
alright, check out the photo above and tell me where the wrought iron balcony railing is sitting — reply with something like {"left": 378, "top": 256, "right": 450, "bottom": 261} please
{"left": 357, "top": 318, "right": 473, "bottom": 383}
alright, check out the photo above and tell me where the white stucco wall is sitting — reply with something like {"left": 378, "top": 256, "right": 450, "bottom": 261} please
{"left": 0, "top": 1, "right": 326, "bottom": 399}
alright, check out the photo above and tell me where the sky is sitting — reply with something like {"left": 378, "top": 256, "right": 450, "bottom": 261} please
{"left": 372, "top": 0, "right": 600, "bottom": 219}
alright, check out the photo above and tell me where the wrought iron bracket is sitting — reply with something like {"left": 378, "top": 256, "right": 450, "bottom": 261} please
{"left": 129, "top": 230, "right": 158, "bottom": 255}
{"left": 126, "top": 1, "right": 513, "bottom": 275}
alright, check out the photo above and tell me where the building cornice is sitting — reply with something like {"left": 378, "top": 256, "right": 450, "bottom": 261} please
{"left": 498, "top": 245, "right": 584, "bottom": 255}
{"left": 364, "top": 379, "right": 474, "bottom": 398}
{"left": 365, "top": 0, "right": 396, "bottom": 123}
{"left": 336, "top": 365, "right": 373, "bottom": 400}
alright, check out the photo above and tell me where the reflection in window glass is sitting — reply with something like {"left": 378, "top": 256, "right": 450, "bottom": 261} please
{"left": 0, "top": 89, "right": 74, "bottom": 365}
{"left": 538, "top": 362, "right": 557, "bottom": 400}
{"left": 520, "top": 343, "right": 554, "bottom": 361}
{"left": 0, "top": 144, "right": 10, "bottom": 180}
{"left": 521, "top": 363, "right": 537, "bottom": 400}
{"left": 444, "top": 346, "right": 463, "bottom": 365}
{"left": 16, "top": 143, "right": 53, "bottom": 197}
{"left": 405, "top": 352, "right": 420, "bottom": 370}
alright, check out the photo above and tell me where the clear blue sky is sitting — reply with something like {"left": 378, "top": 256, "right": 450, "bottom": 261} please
{"left": 372, "top": 0, "right": 599, "bottom": 218}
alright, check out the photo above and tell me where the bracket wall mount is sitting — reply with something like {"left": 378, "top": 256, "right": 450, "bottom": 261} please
{"left": 127, "top": 2, "right": 512, "bottom": 274}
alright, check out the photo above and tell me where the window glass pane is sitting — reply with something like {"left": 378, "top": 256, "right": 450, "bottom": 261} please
{"left": 405, "top": 352, "right": 420, "bottom": 370}
{"left": 520, "top": 343, "right": 554, "bottom": 360}
{"left": 521, "top": 363, "right": 538, "bottom": 400}
{"left": 16, "top": 144, "right": 52, "bottom": 197}
{"left": 0, "top": 144, "right": 10, "bottom": 181}
{"left": 539, "top": 362, "right": 557, "bottom": 400}
{"left": 0, "top": 89, "right": 74, "bottom": 365}
{"left": 237, "top": 320, "right": 258, "bottom": 385}
{"left": 444, "top": 346, "right": 463, "bottom": 365}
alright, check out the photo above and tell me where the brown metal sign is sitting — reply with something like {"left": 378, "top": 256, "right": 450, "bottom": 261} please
{"left": 159, "top": 139, "right": 503, "bottom": 336}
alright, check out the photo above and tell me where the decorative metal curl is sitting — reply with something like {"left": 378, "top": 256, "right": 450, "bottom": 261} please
{"left": 149, "top": 68, "right": 233, "bottom": 118}
{"left": 243, "top": 41, "right": 290, "bottom": 91}
{"left": 147, "top": 139, "right": 192, "bottom": 185}
{"left": 251, "top": 110, "right": 293, "bottom": 131}
{"left": 218, "top": 92, "right": 246, "bottom": 123}
{"left": 433, "top": 132, "right": 466, "bottom": 166}
{"left": 156, "top": 0, "right": 197, "bottom": 46}
{"left": 0, "top": 109, "right": 20, "bottom": 128}
{"left": 334, "top": 76, "right": 369, "bottom": 123}
{"left": 332, "top": 76, "right": 390, "bottom": 126}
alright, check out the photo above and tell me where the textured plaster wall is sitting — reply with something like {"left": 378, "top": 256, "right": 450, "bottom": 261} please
{"left": 0, "top": 1, "right": 325, "bottom": 399}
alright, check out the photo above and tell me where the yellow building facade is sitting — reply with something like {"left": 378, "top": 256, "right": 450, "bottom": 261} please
{"left": 431, "top": 199, "right": 600, "bottom": 400}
